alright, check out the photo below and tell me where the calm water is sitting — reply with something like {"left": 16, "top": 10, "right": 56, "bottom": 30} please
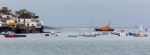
{"left": 0, "top": 37, "right": 150, "bottom": 55}
{"left": 0, "top": 28, "right": 150, "bottom": 55}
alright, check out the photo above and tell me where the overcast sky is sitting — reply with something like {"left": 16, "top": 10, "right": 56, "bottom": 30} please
{"left": 0, "top": 0, "right": 150, "bottom": 27}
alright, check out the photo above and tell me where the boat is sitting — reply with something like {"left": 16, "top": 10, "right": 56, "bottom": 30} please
{"left": 133, "top": 25, "right": 148, "bottom": 37}
{"left": 133, "top": 32, "right": 148, "bottom": 37}
{"left": 95, "top": 23, "right": 114, "bottom": 31}
{"left": 127, "top": 25, "right": 148, "bottom": 37}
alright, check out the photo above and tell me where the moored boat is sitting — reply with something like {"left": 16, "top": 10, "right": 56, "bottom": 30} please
{"left": 95, "top": 24, "right": 114, "bottom": 31}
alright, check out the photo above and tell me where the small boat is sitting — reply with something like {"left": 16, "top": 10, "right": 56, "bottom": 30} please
{"left": 68, "top": 35, "right": 78, "bottom": 37}
{"left": 130, "top": 25, "right": 148, "bottom": 37}
{"left": 80, "top": 32, "right": 98, "bottom": 37}
{"left": 133, "top": 32, "right": 148, "bottom": 37}
{"left": 3, "top": 31, "right": 16, "bottom": 38}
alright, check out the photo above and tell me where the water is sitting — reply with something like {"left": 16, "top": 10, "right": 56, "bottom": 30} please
{"left": 0, "top": 28, "right": 150, "bottom": 55}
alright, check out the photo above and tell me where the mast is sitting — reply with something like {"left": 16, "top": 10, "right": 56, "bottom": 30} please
{"left": 139, "top": 24, "right": 143, "bottom": 32}
{"left": 90, "top": 17, "right": 95, "bottom": 31}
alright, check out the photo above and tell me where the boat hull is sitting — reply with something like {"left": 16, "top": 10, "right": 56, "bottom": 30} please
{"left": 95, "top": 28, "right": 114, "bottom": 31}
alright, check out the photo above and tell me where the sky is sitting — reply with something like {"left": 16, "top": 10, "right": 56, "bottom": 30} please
{"left": 0, "top": 0, "right": 150, "bottom": 27}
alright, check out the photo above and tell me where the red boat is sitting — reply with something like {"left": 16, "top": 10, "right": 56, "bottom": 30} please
{"left": 4, "top": 34, "right": 16, "bottom": 38}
